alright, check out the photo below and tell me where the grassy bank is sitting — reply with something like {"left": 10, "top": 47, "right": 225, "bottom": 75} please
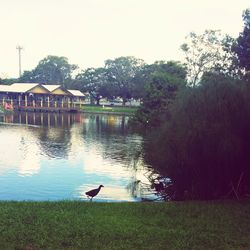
{"left": 0, "top": 201, "right": 249, "bottom": 249}
{"left": 80, "top": 105, "right": 138, "bottom": 115}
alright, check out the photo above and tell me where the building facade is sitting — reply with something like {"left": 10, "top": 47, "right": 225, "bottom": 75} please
{"left": 0, "top": 83, "right": 85, "bottom": 112}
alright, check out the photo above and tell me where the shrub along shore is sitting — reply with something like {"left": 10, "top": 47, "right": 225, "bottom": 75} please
{"left": 0, "top": 200, "right": 249, "bottom": 249}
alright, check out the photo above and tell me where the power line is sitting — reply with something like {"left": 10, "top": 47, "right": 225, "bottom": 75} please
{"left": 16, "top": 45, "right": 23, "bottom": 78}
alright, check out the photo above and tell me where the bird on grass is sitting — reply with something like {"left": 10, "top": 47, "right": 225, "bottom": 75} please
{"left": 85, "top": 185, "right": 104, "bottom": 201}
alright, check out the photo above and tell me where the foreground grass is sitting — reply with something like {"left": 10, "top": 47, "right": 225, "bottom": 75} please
{"left": 81, "top": 105, "right": 138, "bottom": 115}
{"left": 0, "top": 201, "right": 249, "bottom": 249}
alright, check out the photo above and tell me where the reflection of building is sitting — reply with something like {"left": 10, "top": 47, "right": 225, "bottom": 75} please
{"left": 1, "top": 112, "right": 80, "bottom": 127}
{"left": 0, "top": 83, "right": 85, "bottom": 112}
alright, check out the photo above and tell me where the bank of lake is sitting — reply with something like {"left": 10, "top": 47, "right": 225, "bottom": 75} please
{"left": 80, "top": 105, "right": 138, "bottom": 115}
{"left": 0, "top": 200, "right": 249, "bottom": 249}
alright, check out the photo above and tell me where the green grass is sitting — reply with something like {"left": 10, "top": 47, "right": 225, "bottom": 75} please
{"left": 0, "top": 200, "right": 249, "bottom": 249}
{"left": 80, "top": 105, "right": 138, "bottom": 115}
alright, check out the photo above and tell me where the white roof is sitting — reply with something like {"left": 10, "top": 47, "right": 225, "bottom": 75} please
{"left": 0, "top": 83, "right": 85, "bottom": 97}
{"left": 0, "top": 85, "right": 11, "bottom": 92}
{"left": 42, "top": 85, "right": 61, "bottom": 92}
{"left": 67, "top": 89, "right": 85, "bottom": 97}
{"left": 7, "top": 83, "right": 40, "bottom": 93}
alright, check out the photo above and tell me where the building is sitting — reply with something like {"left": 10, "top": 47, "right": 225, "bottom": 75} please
{"left": 0, "top": 83, "right": 85, "bottom": 112}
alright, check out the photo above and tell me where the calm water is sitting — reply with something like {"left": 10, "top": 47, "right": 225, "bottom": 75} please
{"left": 0, "top": 112, "right": 156, "bottom": 202}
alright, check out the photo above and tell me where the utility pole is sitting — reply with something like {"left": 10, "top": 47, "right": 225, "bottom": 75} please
{"left": 16, "top": 45, "right": 23, "bottom": 77}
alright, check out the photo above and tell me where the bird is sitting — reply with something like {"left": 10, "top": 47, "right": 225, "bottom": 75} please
{"left": 154, "top": 182, "right": 164, "bottom": 192}
{"left": 85, "top": 185, "right": 104, "bottom": 201}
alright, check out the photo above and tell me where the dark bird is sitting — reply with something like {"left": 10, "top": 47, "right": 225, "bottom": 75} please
{"left": 154, "top": 182, "right": 164, "bottom": 192}
{"left": 85, "top": 185, "right": 104, "bottom": 201}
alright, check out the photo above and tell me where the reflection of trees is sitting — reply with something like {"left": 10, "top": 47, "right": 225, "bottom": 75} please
{"left": 2, "top": 112, "right": 76, "bottom": 159}
{"left": 81, "top": 114, "right": 172, "bottom": 201}
{"left": 1, "top": 111, "right": 171, "bottom": 200}
{"left": 82, "top": 114, "right": 141, "bottom": 166}
{"left": 36, "top": 127, "right": 71, "bottom": 159}
{"left": 82, "top": 114, "right": 127, "bottom": 135}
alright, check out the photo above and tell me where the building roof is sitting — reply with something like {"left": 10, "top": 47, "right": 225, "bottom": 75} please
{"left": 7, "top": 83, "right": 42, "bottom": 93}
{"left": 42, "top": 85, "right": 61, "bottom": 92}
{"left": 67, "top": 89, "right": 85, "bottom": 97}
{"left": 0, "top": 83, "right": 85, "bottom": 97}
{"left": 0, "top": 85, "right": 11, "bottom": 92}
{"left": 42, "top": 85, "right": 71, "bottom": 95}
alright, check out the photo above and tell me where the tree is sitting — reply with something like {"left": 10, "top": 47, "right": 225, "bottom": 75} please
{"left": 19, "top": 55, "right": 78, "bottom": 86}
{"left": 0, "top": 78, "right": 18, "bottom": 85}
{"left": 133, "top": 60, "right": 187, "bottom": 100}
{"left": 181, "top": 30, "right": 235, "bottom": 86}
{"left": 19, "top": 70, "right": 36, "bottom": 83}
{"left": 75, "top": 67, "right": 109, "bottom": 105}
{"left": 131, "top": 61, "right": 187, "bottom": 128}
{"left": 105, "top": 56, "right": 145, "bottom": 105}
{"left": 232, "top": 8, "right": 250, "bottom": 81}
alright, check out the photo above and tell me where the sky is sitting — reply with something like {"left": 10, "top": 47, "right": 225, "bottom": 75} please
{"left": 0, "top": 0, "right": 249, "bottom": 78}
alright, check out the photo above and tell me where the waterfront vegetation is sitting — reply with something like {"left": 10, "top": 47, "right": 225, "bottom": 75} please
{"left": 139, "top": 75, "right": 250, "bottom": 200}
{"left": 129, "top": 10, "right": 250, "bottom": 200}
{"left": 0, "top": 200, "right": 249, "bottom": 249}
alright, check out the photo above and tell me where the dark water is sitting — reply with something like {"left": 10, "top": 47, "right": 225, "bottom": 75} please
{"left": 0, "top": 112, "right": 157, "bottom": 202}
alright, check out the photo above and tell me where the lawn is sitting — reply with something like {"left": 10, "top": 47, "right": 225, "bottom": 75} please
{"left": 80, "top": 105, "right": 138, "bottom": 115}
{"left": 0, "top": 200, "right": 249, "bottom": 249}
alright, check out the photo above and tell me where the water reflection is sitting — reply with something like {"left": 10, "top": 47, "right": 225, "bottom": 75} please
{"left": 0, "top": 127, "right": 41, "bottom": 176}
{"left": 0, "top": 112, "right": 157, "bottom": 201}
{"left": 0, "top": 112, "right": 79, "bottom": 128}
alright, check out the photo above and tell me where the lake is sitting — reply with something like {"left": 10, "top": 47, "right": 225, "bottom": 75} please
{"left": 0, "top": 112, "right": 157, "bottom": 202}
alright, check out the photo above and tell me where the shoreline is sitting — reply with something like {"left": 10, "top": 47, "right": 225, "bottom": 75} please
{"left": 79, "top": 110, "right": 134, "bottom": 116}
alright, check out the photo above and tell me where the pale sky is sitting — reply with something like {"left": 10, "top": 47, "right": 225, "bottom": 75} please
{"left": 0, "top": 0, "right": 249, "bottom": 78}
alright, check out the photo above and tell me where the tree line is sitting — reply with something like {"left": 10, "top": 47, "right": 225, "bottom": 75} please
{"left": 1, "top": 55, "right": 147, "bottom": 106}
